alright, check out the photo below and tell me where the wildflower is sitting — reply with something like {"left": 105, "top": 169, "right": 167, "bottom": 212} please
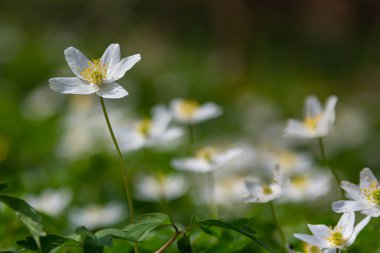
{"left": 134, "top": 173, "right": 188, "bottom": 202}
{"left": 294, "top": 212, "right": 370, "bottom": 252}
{"left": 49, "top": 43, "right": 140, "bottom": 99}
{"left": 118, "top": 105, "right": 184, "bottom": 152}
{"left": 332, "top": 168, "right": 380, "bottom": 217}
{"left": 68, "top": 202, "right": 125, "bottom": 229}
{"left": 242, "top": 166, "right": 287, "bottom": 203}
{"left": 170, "top": 98, "right": 222, "bottom": 124}
{"left": 171, "top": 146, "right": 242, "bottom": 173}
{"left": 25, "top": 188, "right": 72, "bottom": 217}
{"left": 284, "top": 96, "right": 337, "bottom": 139}
{"left": 282, "top": 169, "right": 331, "bottom": 202}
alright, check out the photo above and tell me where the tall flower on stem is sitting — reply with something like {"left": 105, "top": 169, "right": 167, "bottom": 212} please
{"left": 49, "top": 44, "right": 140, "bottom": 252}
{"left": 243, "top": 166, "right": 288, "bottom": 250}
{"left": 284, "top": 95, "right": 342, "bottom": 196}
{"left": 294, "top": 212, "right": 370, "bottom": 253}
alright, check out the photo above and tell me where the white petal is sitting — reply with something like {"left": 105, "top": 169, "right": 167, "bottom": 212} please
{"left": 305, "top": 95, "right": 322, "bottom": 118}
{"left": 283, "top": 119, "right": 316, "bottom": 139}
{"left": 346, "top": 215, "right": 371, "bottom": 246}
{"left": 308, "top": 224, "right": 331, "bottom": 238}
{"left": 336, "top": 212, "right": 354, "bottom": 239}
{"left": 361, "top": 206, "right": 380, "bottom": 217}
{"left": 150, "top": 105, "right": 172, "bottom": 138}
{"left": 323, "top": 249, "right": 336, "bottom": 253}
{"left": 64, "top": 47, "right": 90, "bottom": 78}
{"left": 341, "top": 181, "right": 366, "bottom": 201}
{"left": 315, "top": 96, "right": 337, "bottom": 136}
{"left": 101, "top": 43, "right": 121, "bottom": 67}
{"left": 244, "top": 180, "right": 262, "bottom": 196}
{"left": 294, "top": 234, "right": 329, "bottom": 248}
{"left": 360, "top": 168, "right": 378, "bottom": 189}
{"left": 192, "top": 102, "right": 223, "bottom": 123}
{"left": 105, "top": 54, "right": 141, "bottom": 82}
{"left": 171, "top": 158, "right": 212, "bottom": 173}
{"left": 49, "top": 77, "right": 98, "bottom": 94}
{"left": 332, "top": 200, "right": 372, "bottom": 213}
{"left": 158, "top": 127, "right": 184, "bottom": 142}
{"left": 96, "top": 82, "right": 128, "bottom": 99}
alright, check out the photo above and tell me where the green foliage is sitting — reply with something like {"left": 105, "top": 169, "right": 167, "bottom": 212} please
{"left": 0, "top": 181, "right": 8, "bottom": 192}
{"left": 122, "top": 213, "right": 172, "bottom": 242}
{"left": 0, "top": 195, "right": 45, "bottom": 250}
{"left": 17, "top": 234, "right": 66, "bottom": 253}
{"left": 177, "top": 234, "right": 192, "bottom": 253}
{"left": 198, "top": 217, "right": 276, "bottom": 253}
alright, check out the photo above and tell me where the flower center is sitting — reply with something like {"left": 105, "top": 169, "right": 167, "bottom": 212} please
{"left": 291, "top": 175, "right": 309, "bottom": 188}
{"left": 372, "top": 189, "right": 380, "bottom": 204}
{"left": 278, "top": 151, "right": 297, "bottom": 169}
{"left": 303, "top": 243, "right": 321, "bottom": 253}
{"left": 179, "top": 100, "right": 199, "bottom": 118}
{"left": 361, "top": 182, "right": 380, "bottom": 204}
{"left": 80, "top": 59, "right": 108, "bottom": 85}
{"left": 196, "top": 147, "right": 217, "bottom": 162}
{"left": 304, "top": 114, "right": 321, "bottom": 131}
{"left": 137, "top": 118, "right": 152, "bottom": 137}
{"left": 328, "top": 231, "right": 347, "bottom": 246}
{"left": 262, "top": 184, "right": 273, "bottom": 195}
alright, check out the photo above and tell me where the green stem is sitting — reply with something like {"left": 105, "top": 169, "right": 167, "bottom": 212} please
{"left": 318, "top": 137, "right": 344, "bottom": 197}
{"left": 99, "top": 97, "right": 135, "bottom": 223}
{"left": 207, "top": 172, "right": 218, "bottom": 218}
{"left": 188, "top": 124, "right": 195, "bottom": 153}
{"left": 269, "top": 201, "right": 287, "bottom": 250}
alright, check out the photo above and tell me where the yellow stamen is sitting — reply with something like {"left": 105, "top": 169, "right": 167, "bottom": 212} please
{"left": 278, "top": 151, "right": 297, "bottom": 169}
{"left": 361, "top": 181, "right": 380, "bottom": 204}
{"left": 196, "top": 147, "right": 217, "bottom": 162}
{"left": 304, "top": 114, "right": 321, "bottom": 131}
{"left": 80, "top": 59, "right": 108, "bottom": 85}
{"left": 291, "top": 175, "right": 309, "bottom": 188}
{"left": 303, "top": 243, "right": 321, "bottom": 253}
{"left": 137, "top": 118, "right": 152, "bottom": 137}
{"left": 179, "top": 100, "right": 199, "bottom": 118}
{"left": 327, "top": 231, "right": 347, "bottom": 246}
{"left": 262, "top": 184, "right": 273, "bottom": 195}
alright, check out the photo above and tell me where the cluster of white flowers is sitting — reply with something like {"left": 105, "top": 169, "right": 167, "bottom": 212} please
{"left": 47, "top": 44, "right": 377, "bottom": 252}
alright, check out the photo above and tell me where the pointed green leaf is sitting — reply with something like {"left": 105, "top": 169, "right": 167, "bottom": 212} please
{"left": 95, "top": 228, "right": 128, "bottom": 239}
{"left": 0, "top": 194, "right": 45, "bottom": 249}
{"left": 123, "top": 213, "right": 171, "bottom": 242}
{"left": 17, "top": 234, "right": 66, "bottom": 253}
{"left": 198, "top": 218, "right": 276, "bottom": 253}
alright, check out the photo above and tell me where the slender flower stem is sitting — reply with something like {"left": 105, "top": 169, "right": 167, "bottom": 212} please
{"left": 188, "top": 123, "right": 195, "bottom": 152}
{"left": 155, "top": 226, "right": 181, "bottom": 253}
{"left": 269, "top": 201, "right": 287, "bottom": 250}
{"left": 318, "top": 137, "right": 344, "bottom": 197}
{"left": 207, "top": 171, "right": 218, "bottom": 218}
{"left": 100, "top": 97, "right": 135, "bottom": 223}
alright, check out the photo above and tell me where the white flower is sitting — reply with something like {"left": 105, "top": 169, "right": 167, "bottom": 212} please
{"left": 332, "top": 168, "right": 380, "bottom": 217}
{"left": 294, "top": 212, "right": 370, "bottom": 252}
{"left": 242, "top": 166, "right": 286, "bottom": 203}
{"left": 170, "top": 98, "right": 222, "bottom": 124}
{"left": 118, "top": 105, "right": 183, "bottom": 152}
{"left": 68, "top": 202, "right": 125, "bottom": 229}
{"left": 171, "top": 146, "right": 242, "bottom": 173}
{"left": 284, "top": 96, "right": 337, "bottom": 139}
{"left": 26, "top": 188, "right": 72, "bottom": 217}
{"left": 282, "top": 170, "right": 331, "bottom": 202}
{"left": 49, "top": 43, "right": 140, "bottom": 99}
{"left": 134, "top": 173, "right": 188, "bottom": 202}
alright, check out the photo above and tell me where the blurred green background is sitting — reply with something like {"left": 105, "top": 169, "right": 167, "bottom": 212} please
{"left": 1, "top": 0, "right": 380, "bottom": 252}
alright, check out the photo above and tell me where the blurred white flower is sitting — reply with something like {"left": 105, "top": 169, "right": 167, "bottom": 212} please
{"left": 134, "top": 173, "right": 188, "bottom": 202}
{"left": 282, "top": 170, "right": 331, "bottom": 202}
{"left": 118, "top": 105, "right": 184, "bottom": 152}
{"left": 294, "top": 212, "right": 370, "bottom": 252}
{"left": 69, "top": 202, "right": 126, "bottom": 229}
{"left": 242, "top": 166, "right": 286, "bottom": 203}
{"left": 284, "top": 96, "right": 337, "bottom": 139}
{"left": 170, "top": 98, "right": 222, "bottom": 124}
{"left": 26, "top": 188, "right": 72, "bottom": 217}
{"left": 172, "top": 146, "right": 242, "bottom": 173}
{"left": 258, "top": 148, "right": 312, "bottom": 176}
{"left": 49, "top": 43, "right": 140, "bottom": 99}
{"left": 333, "top": 168, "right": 380, "bottom": 217}
{"left": 214, "top": 175, "right": 248, "bottom": 205}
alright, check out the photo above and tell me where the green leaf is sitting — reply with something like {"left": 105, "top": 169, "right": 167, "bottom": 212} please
{"left": 0, "top": 181, "right": 8, "bottom": 192}
{"left": 177, "top": 234, "right": 192, "bottom": 253}
{"left": 95, "top": 228, "right": 128, "bottom": 239}
{"left": 0, "top": 195, "right": 45, "bottom": 249}
{"left": 75, "top": 226, "right": 113, "bottom": 253}
{"left": 17, "top": 234, "right": 66, "bottom": 253}
{"left": 198, "top": 218, "right": 276, "bottom": 253}
{"left": 123, "top": 213, "right": 171, "bottom": 242}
